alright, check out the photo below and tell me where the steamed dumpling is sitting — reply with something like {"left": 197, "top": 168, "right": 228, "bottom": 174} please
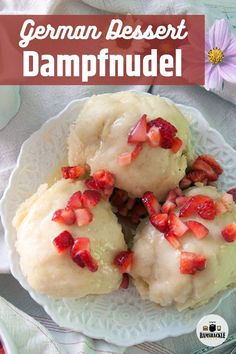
{"left": 131, "top": 185, "right": 236, "bottom": 310}
{"left": 13, "top": 179, "right": 126, "bottom": 298}
{"left": 68, "top": 92, "right": 192, "bottom": 200}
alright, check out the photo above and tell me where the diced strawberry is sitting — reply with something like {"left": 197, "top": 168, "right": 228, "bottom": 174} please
{"left": 61, "top": 165, "right": 86, "bottom": 180}
{"left": 130, "top": 203, "right": 147, "bottom": 219}
{"left": 150, "top": 213, "right": 168, "bottom": 233}
{"left": 78, "top": 250, "right": 98, "bottom": 272}
{"left": 117, "top": 152, "right": 132, "bottom": 166}
{"left": 52, "top": 208, "right": 76, "bottom": 225}
{"left": 111, "top": 189, "right": 128, "bottom": 207}
{"left": 71, "top": 237, "right": 98, "bottom": 272}
{"left": 166, "top": 190, "right": 178, "bottom": 203}
{"left": 196, "top": 199, "right": 216, "bottom": 220}
{"left": 67, "top": 191, "right": 83, "bottom": 210}
{"left": 187, "top": 170, "right": 207, "bottom": 184}
{"left": 118, "top": 205, "right": 129, "bottom": 216}
{"left": 168, "top": 213, "right": 189, "bottom": 237}
{"left": 126, "top": 198, "right": 135, "bottom": 210}
{"left": 221, "top": 222, "right": 236, "bottom": 242}
{"left": 199, "top": 155, "right": 223, "bottom": 175}
{"left": 179, "top": 176, "right": 192, "bottom": 190}
{"left": 192, "top": 157, "right": 218, "bottom": 181}
{"left": 114, "top": 250, "right": 133, "bottom": 273}
{"left": 85, "top": 176, "right": 99, "bottom": 191}
{"left": 161, "top": 200, "right": 176, "bottom": 214}
{"left": 71, "top": 237, "right": 90, "bottom": 257}
{"left": 128, "top": 114, "right": 147, "bottom": 144}
{"left": 180, "top": 251, "right": 207, "bottom": 275}
{"left": 148, "top": 117, "right": 177, "bottom": 149}
{"left": 165, "top": 231, "right": 181, "bottom": 249}
{"left": 93, "top": 170, "right": 115, "bottom": 199}
{"left": 176, "top": 196, "right": 189, "bottom": 208}
{"left": 179, "top": 195, "right": 215, "bottom": 219}
{"left": 146, "top": 126, "right": 161, "bottom": 147}
{"left": 179, "top": 198, "right": 196, "bottom": 217}
{"left": 75, "top": 208, "right": 93, "bottom": 227}
{"left": 185, "top": 221, "right": 209, "bottom": 239}
{"left": 53, "top": 231, "right": 74, "bottom": 253}
{"left": 131, "top": 143, "right": 143, "bottom": 161}
{"left": 171, "top": 137, "right": 183, "bottom": 153}
{"left": 119, "top": 273, "right": 130, "bottom": 289}
{"left": 227, "top": 188, "right": 236, "bottom": 203}
{"left": 82, "top": 190, "right": 101, "bottom": 208}
{"left": 142, "top": 191, "right": 160, "bottom": 215}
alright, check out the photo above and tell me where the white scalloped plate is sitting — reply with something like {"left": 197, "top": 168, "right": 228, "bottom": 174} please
{"left": 1, "top": 92, "right": 236, "bottom": 346}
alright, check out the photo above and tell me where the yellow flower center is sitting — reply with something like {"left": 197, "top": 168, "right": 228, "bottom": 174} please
{"left": 208, "top": 47, "right": 224, "bottom": 64}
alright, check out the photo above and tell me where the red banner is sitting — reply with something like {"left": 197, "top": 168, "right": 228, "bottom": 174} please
{"left": 0, "top": 15, "right": 205, "bottom": 85}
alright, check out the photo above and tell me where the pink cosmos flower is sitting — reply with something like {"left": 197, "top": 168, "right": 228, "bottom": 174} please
{"left": 205, "top": 19, "right": 236, "bottom": 90}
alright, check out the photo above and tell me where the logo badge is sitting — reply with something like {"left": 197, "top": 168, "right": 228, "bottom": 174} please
{"left": 196, "top": 314, "right": 228, "bottom": 347}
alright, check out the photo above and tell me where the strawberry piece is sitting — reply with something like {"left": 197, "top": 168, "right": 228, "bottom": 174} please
{"left": 196, "top": 199, "right": 216, "bottom": 220}
{"left": 67, "top": 191, "right": 83, "bottom": 210}
{"left": 53, "top": 231, "right": 74, "bottom": 253}
{"left": 179, "top": 197, "right": 196, "bottom": 217}
{"left": 227, "top": 188, "right": 236, "bottom": 203}
{"left": 142, "top": 191, "right": 160, "bottom": 215}
{"left": 165, "top": 231, "right": 181, "bottom": 249}
{"left": 93, "top": 170, "right": 115, "bottom": 199}
{"left": 180, "top": 251, "right": 206, "bottom": 275}
{"left": 150, "top": 213, "right": 168, "bottom": 233}
{"left": 85, "top": 176, "right": 99, "bottom": 191}
{"left": 161, "top": 200, "right": 176, "bottom": 214}
{"left": 176, "top": 196, "right": 189, "bottom": 208}
{"left": 128, "top": 114, "right": 147, "bottom": 144}
{"left": 52, "top": 208, "right": 76, "bottom": 225}
{"left": 148, "top": 117, "right": 177, "bottom": 149}
{"left": 166, "top": 190, "right": 178, "bottom": 203}
{"left": 126, "top": 198, "right": 135, "bottom": 210}
{"left": 61, "top": 165, "right": 86, "bottom": 180}
{"left": 179, "top": 176, "right": 192, "bottom": 190}
{"left": 82, "top": 190, "right": 101, "bottom": 208}
{"left": 179, "top": 195, "right": 215, "bottom": 219}
{"left": 192, "top": 157, "right": 218, "bottom": 181}
{"left": 168, "top": 213, "right": 188, "bottom": 237}
{"left": 146, "top": 126, "right": 161, "bottom": 147}
{"left": 119, "top": 273, "right": 130, "bottom": 289}
{"left": 111, "top": 189, "right": 128, "bottom": 207}
{"left": 75, "top": 208, "right": 93, "bottom": 227}
{"left": 117, "top": 152, "right": 132, "bottom": 166}
{"left": 71, "top": 237, "right": 98, "bottom": 272}
{"left": 78, "top": 250, "right": 98, "bottom": 272}
{"left": 186, "top": 221, "right": 209, "bottom": 239}
{"left": 187, "top": 170, "right": 207, "bottom": 184}
{"left": 199, "top": 155, "right": 223, "bottom": 175}
{"left": 118, "top": 205, "right": 129, "bottom": 216}
{"left": 114, "top": 250, "right": 133, "bottom": 273}
{"left": 131, "top": 143, "right": 143, "bottom": 161}
{"left": 171, "top": 137, "right": 183, "bottom": 153}
{"left": 71, "top": 237, "right": 90, "bottom": 256}
{"left": 221, "top": 222, "right": 236, "bottom": 242}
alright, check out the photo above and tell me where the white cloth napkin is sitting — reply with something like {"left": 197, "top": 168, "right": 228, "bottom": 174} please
{"left": 1, "top": 1, "right": 236, "bottom": 354}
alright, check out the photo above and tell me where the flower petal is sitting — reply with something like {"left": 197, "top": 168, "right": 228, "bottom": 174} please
{"left": 205, "top": 65, "right": 223, "bottom": 91}
{"left": 219, "top": 62, "right": 236, "bottom": 83}
{"left": 224, "top": 37, "right": 236, "bottom": 57}
{"left": 208, "top": 19, "right": 232, "bottom": 51}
